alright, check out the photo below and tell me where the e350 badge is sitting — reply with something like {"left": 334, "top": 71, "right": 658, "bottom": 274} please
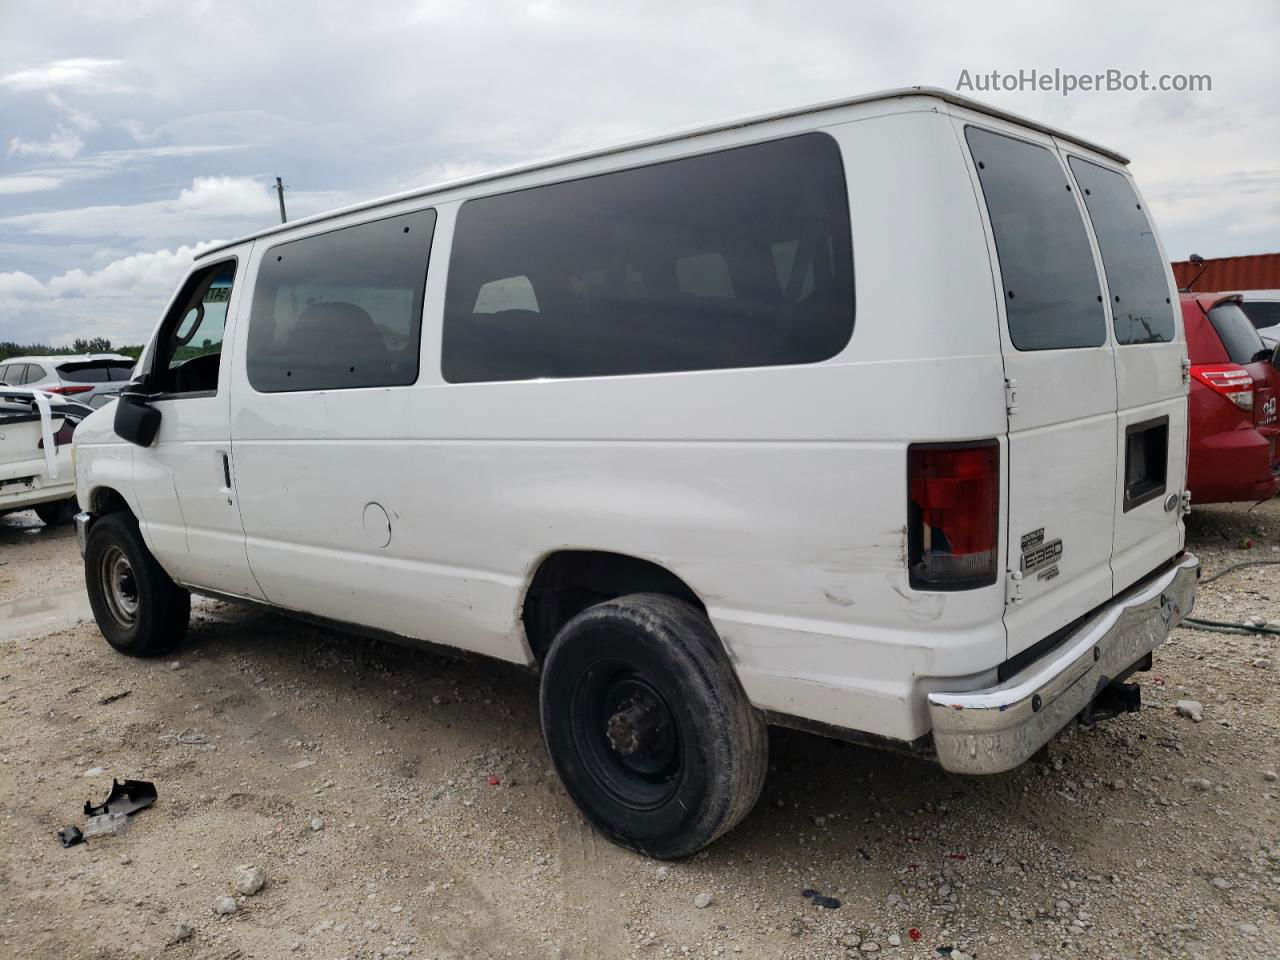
{"left": 1019, "top": 527, "right": 1063, "bottom": 580}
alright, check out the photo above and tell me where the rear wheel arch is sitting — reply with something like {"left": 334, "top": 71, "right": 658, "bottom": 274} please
{"left": 522, "top": 550, "right": 712, "bottom": 664}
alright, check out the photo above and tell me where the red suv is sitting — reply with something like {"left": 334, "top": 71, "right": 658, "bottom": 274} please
{"left": 1184, "top": 293, "right": 1280, "bottom": 503}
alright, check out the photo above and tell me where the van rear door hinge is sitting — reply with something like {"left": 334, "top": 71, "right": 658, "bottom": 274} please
{"left": 1181, "top": 357, "right": 1191, "bottom": 385}
{"left": 1004, "top": 378, "right": 1019, "bottom": 416}
{"left": 1006, "top": 570, "right": 1024, "bottom": 605}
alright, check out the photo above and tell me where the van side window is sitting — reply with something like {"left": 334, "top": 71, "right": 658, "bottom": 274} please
{"left": 966, "top": 127, "right": 1105, "bottom": 351}
{"left": 1067, "top": 158, "right": 1174, "bottom": 345}
{"left": 442, "top": 133, "right": 854, "bottom": 383}
{"left": 151, "top": 260, "right": 236, "bottom": 396}
{"left": 247, "top": 210, "right": 436, "bottom": 393}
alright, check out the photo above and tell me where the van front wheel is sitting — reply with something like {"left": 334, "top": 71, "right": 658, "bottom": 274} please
{"left": 84, "top": 512, "right": 190, "bottom": 656}
{"left": 540, "top": 593, "right": 767, "bottom": 859}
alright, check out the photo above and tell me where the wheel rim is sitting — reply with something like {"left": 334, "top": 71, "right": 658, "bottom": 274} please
{"left": 98, "top": 545, "right": 139, "bottom": 629}
{"left": 570, "top": 659, "right": 683, "bottom": 810}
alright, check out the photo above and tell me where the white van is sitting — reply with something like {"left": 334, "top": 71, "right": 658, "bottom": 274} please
{"left": 72, "top": 87, "right": 1199, "bottom": 858}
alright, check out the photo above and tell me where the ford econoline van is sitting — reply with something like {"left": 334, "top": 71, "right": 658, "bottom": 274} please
{"left": 72, "top": 87, "right": 1199, "bottom": 859}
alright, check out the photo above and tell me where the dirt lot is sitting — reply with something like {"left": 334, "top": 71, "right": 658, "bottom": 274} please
{"left": 2, "top": 506, "right": 1278, "bottom": 960}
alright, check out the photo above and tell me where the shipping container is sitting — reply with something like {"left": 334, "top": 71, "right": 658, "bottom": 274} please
{"left": 1172, "top": 252, "right": 1280, "bottom": 292}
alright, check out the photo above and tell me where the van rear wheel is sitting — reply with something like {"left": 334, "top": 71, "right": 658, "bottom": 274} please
{"left": 84, "top": 512, "right": 190, "bottom": 656}
{"left": 539, "top": 593, "right": 767, "bottom": 859}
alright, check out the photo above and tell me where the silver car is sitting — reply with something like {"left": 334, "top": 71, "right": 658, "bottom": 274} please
{"left": 0, "top": 354, "right": 137, "bottom": 404}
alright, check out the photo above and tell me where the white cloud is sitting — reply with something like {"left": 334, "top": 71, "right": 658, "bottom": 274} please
{"left": 8, "top": 125, "right": 84, "bottom": 160}
{"left": 0, "top": 58, "right": 130, "bottom": 93}
{"left": 0, "top": 175, "right": 347, "bottom": 242}
{"left": 0, "top": 143, "right": 248, "bottom": 200}
{"left": 0, "top": 174, "right": 65, "bottom": 195}
{"left": 47, "top": 93, "right": 100, "bottom": 132}
{"left": 90, "top": 144, "right": 246, "bottom": 165}
{"left": 0, "top": 241, "right": 222, "bottom": 345}
{"left": 123, "top": 119, "right": 159, "bottom": 143}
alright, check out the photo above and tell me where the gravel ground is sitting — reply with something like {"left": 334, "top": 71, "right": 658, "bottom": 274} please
{"left": 1, "top": 505, "right": 1278, "bottom": 960}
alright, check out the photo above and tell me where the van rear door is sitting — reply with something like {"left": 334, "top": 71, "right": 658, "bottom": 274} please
{"left": 963, "top": 124, "right": 1119, "bottom": 659}
{"left": 1063, "top": 154, "right": 1186, "bottom": 594}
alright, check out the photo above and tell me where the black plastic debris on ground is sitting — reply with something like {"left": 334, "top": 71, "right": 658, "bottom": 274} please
{"left": 58, "top": 778, "right": 157, "bottom": 847}
{"left": 801, "top": 888, "right": 841, "bottom": 909}
{"left": 84, "top": 778, "right": 156, "bottom": 817}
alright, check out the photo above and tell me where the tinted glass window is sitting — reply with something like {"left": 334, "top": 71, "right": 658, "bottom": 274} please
{"left": 60, "top": 364, "right": 111, "bottom": 383}
{"left": 1068, "top": 158, "right": 1174, "bottom": 345}
{"left": 1208, "top": 303, "right": 1268, "bottom": 365}
{"left": 57, "top": 360, "right": 136, "bottom": 383}
{"left": 1241, "top": 300, "right": 1280, "bottom": 331}
{"left": 152, "top": 262, "right": 236, "bottom": 395}
{"left": 966, "top": 127, "right": 1105, "bottom": 351}
{"left": 0, "top": 365, "right": 12, "bottom": 384}
{"left": 24, "top": 364, "right": 46, "bottom": 383}
{"left": 248, "top": 210, "right": 435, "bottom": 393}
{"left": 442, "top": 133, "right": 853, "bottom": 383}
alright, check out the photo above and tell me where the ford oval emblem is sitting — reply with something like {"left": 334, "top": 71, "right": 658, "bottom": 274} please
{"left": 1163, "top": 492, "right": 1179, "bottom": 513}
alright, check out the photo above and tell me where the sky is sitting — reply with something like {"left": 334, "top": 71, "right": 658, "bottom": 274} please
{"left": 1, "top": 0, "right": 1277, "bottom": 347}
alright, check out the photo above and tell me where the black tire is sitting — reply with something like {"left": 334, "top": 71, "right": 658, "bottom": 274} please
{"left": 34, "top": 497, "right": 76, "bottom": 526}
{"left": 540, "top": 593, "right": 768, "bottom": 859}
{"left": 84, "top": 512, "right": 190, "bottom": 656}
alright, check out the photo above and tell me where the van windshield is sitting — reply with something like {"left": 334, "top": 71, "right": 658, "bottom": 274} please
{"left": 1208, "top": 303, "right": 1268, "bottom": 364}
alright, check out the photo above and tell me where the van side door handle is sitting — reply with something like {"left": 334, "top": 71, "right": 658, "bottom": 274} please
{"left": 221, "top": 452, "right": 232, "bottom": 490}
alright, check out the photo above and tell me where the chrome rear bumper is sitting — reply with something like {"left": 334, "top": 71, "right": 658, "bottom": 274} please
{"left": 928, "top": 553, "right": 1199, "bottom": 774}
{"left": 74, "top": 510, "right": 92, "bottom": 557}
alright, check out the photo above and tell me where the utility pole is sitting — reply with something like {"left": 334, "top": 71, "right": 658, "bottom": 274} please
{"left": 275, "top": 176, "right": 288, "bottom": 224}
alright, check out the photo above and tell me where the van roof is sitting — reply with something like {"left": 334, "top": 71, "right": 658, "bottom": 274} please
{"left": 198, "top": 85, "right": 1128, "bottom": 261}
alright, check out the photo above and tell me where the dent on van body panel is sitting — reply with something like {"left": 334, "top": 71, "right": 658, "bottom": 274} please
{"left": 225, "top": 103, "right": 1014, "bottom": 742}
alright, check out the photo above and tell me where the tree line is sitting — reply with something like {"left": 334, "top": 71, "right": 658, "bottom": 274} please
{"left": 0, "top": 338, "right": 145, "bottom": 362}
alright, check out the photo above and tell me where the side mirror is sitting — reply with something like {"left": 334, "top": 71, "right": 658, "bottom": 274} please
{"left": 112, "top": 379, "right": 161, "bottom": 446}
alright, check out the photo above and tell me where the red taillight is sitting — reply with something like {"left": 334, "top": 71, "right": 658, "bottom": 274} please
{"left": 44, "top": 384, "right": 93, "bottom": 395}
{"left": 908, "top": 441, "right": 999, "bottom": 589}
{"left": 1191, "top": 364, "right": 1253, "bottom": 410}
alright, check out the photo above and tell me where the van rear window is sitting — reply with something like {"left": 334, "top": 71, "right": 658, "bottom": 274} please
{"left": 966, "top": 127, "right": 1105, "bottom": 351}
{"left": 1208, "top": 303, "right": 1268, "bottom": 365}
{"left": 442, "top": 133, "right": 854, "bottom": 383}
{"left": 1067, "top": 158, "right": 1174, "bottom": 345}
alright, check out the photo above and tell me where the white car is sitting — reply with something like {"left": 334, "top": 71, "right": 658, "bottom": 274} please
{"left": 0, "top": 388, "right": 92, "bottom": 524}
{"left": 0, "top": 354, "right": 137, "bottom": 405}
{"left": 72, "top": 87, "right": 1198, "bottom": 858}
